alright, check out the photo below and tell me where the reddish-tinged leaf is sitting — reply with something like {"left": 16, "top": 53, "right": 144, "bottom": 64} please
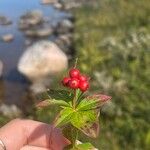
{"left": 36, "top": 100, "right": 50, "bottom": 108}
{"left": 80, "top": 119, "right": 100, "bottom": 138}
{"left": 36, "top": 99, "right": 70, "bottom": 108}
{"left": 87, "top": 94, "right": 111, "bottom": 108}
{"left": 80, "top": 110, "right": 100, "bottom": 138}
{"left": 72, "top": 108, "right": 100, "bottom": 138}
{"left": 97, "top": 94, "right": 112, "bottom": 102}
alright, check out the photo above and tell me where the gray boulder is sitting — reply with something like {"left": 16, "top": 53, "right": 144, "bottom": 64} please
{"left": 0, "top": 104, "right": 22, "bottom": 118}
{"left": 0, "top": 15, "right": 12, "bottom": 25}
{"left": 19, "top": 10, "right": 53, "bottom": 38}
{"left": 55, "top": 34, "right": 72, "bottom": 52}
{"left": 19, "top": 10, "right": 43, "bottom": 30}
{"left": 24, "top": 25, "right": 53, "bottom": 37}
{"left": 18, "top": 41, "right": 68, "bottom": 82}
{"left": 56, "top": 19, "right": 74, "bottom": 34}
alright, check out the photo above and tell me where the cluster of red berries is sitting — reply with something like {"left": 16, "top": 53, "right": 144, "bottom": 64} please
{"left": 62, "top": 68, "right": 89, "bottom": 92}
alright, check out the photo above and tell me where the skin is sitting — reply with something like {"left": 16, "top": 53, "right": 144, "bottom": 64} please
{"left": 0, "top": 119, "right": 70, "bottom": 150}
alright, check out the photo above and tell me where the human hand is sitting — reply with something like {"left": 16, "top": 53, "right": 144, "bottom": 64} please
{"left": 0, "top": 119, "right": 70, "bottom": 150}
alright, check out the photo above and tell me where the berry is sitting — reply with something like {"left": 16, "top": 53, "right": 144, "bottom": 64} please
{"left": 62, "top": 77, "right": 71, "bottom": 86}
{"left": 69, "top": 68, "right": 80, "bottom": 78}
{"left": 78, "top": 75, "right": 88, "bottom": 82}
{"left": 79, "top": 81, "right": 89, "bottom": 92}
{"left": 69, "top": 78, "right": 79, "bottom": 89}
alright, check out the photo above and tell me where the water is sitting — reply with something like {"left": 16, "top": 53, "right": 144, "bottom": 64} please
{"left": 0, "top": 0, "right": 68, "bottom": 110}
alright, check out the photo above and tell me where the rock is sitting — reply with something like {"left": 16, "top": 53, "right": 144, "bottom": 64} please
{"left": 0, "top": 104, "right": 22, "bottom": 118}
{"left": 1, "top": 34, "right": 14, "bottom": 42}
{"left": 60, "top": 0, "right": 82, "bottom": 10}
{"left": 56, "top": 19, "right": 74, "bottom": 34}
{"left": 18, "top": 10, "right": 53, "bottom": 38}
{"left": 18, "top": 22, "right": 30, "bottom": 30}
{"left": 53, "top": 3, "right": 63, "bottom": 9}
{"left": 43, "top": 16, "right": 50, "bottom": 23}
{"left": 25, "top": 39, "right": 32, "bottom": 46}
{"left": 63, "top": 13, "right": 75, "bottom": 22}
{"left": 18, "top": 41, "right": 68, "bottom": 82}
{"left": 41, "top": 0, "right": 58, "bottom": 5}
{"left": 19, "top": 10, "right": 43, "bottom": 30}
{"left": 24, "top": 25, "right": 53, "bottom": 37}
{"left": 60, "top": 0, "right": 96, "bottom": 10}
{"left": 0, "top": 15, "right": 12, "bottom": 25}
{"left": 55, "top": 34, "right": 72, "bottom": 52}
{"left": 30, "top": 78, "right": 51, "bottom": 93}
{"left": 0, "top": 60, "right": 3, "bottom": 77}
{"left": 58, "top": 34, "right": 72, "bottom": 45}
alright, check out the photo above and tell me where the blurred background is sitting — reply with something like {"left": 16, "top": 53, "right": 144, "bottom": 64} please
{"left": 0, "top": 0, "right": 150, "bottom": 149}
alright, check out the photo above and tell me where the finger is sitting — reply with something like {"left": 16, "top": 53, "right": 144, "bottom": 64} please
{"left": 0, "top": 119, "right": 70, "bottom": 150}
{"left": 50, "top": 127, "right": 70, "bottom": 150}
{"left": 20, "top": 145, "right": 50, "bottom": 150}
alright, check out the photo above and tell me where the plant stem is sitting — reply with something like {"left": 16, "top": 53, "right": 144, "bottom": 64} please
{"left": 74, "top": 58, "right": 78, "bottom": 68}
{"left": 72, "top": 128, "right": 79, "bottom": 149}
{"left": 73, "top": 89, "right": 77, "bottom": 109}
{"left": 77, "top": 92, "right": 84, "bottom": 104}
{"left": 71, "top": 89, "right": 79, "bottom": 149}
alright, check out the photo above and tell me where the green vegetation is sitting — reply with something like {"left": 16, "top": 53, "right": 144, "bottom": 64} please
{"left": 73, "top": 0, "right": 150, "bottom": 149}
{"left": 0, "top": 116, "right": 9, "bottom": 127}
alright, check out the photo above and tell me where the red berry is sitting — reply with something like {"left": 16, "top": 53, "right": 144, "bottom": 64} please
{"left": 79, "top": 81, "right": 89, "bottom": 92}
{"left": 69, "top": 78, "right": 79, "bottom": 89}
{"left": 62, "top": 77, "right": 71, "bottom": 86}
{"left": 69, "top": 68, "right": 80, "bottom": 78}
{"left": 78, "top": 75, "right": 88, "bottom": 82}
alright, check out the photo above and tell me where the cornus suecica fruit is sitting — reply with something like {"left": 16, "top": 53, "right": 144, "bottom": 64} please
{"left": 78, "top": 75, "right": 88, "bottom": 82}
{"left": 79, "top": 81, "right": 89, "bottom": 92}
{"left": 62, "top": 68, "right": 90, "bottom": 92}
{"left": 62, "top": 77, "right": 71, "bottom": 86}
{"left": 69, "top": 68, "right": 80, "bottom": 78}
{"left": 69, "top": 78, "right": 79, "bottom": 89}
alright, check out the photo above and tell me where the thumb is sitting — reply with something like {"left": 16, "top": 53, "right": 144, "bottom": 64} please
{"left": 50, "top": 127, "right": 71, "bottom": 150}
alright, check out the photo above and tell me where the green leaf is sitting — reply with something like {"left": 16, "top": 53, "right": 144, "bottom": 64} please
{"left": 54, "top": 107, "right": 75, "bottom": 127}
{"left": 76, "top": 89, "right": 83, "bottom": 100}
{"left": 73, "top": 143, "right": 95, "bottom": 150}
{"left": 36, "top": 99, "right": 70, "bottom": 108}
{"left": 71, "top": 110, "right": 97, "bottom": 129}
{"left": 47, "top": 89, "right": 74, "bottom": 102}
{"left": 70, "top": 109, "right": 99, "bottom": 138}
{"left": 77, "top": 99, "right": 98, "bottom": 111}
{"left": 54, "top": 105, "right": 99, "bottom": 138}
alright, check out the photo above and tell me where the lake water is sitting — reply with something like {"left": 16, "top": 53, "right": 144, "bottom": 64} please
{"left": 0, "top": 0, "right": 68, "bottom": 111}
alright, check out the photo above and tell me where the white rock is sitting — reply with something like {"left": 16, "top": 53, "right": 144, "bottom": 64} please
{"left": 53, "top": 3, "right": 63, "bottom": 9}
{"left": 0, "top": 60, "right": 3, "bottom": 77}
{"left": 41, "top": 0, "right": 58, "bottom": 5}
{"left": 18, "top": 41, "right": 68, "bottom": 82}
{"left": 0, "top": 104, "right": 22, "bottom": 118}
{"left": 1, "top": 34, "right": 14, "bottom": 42}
